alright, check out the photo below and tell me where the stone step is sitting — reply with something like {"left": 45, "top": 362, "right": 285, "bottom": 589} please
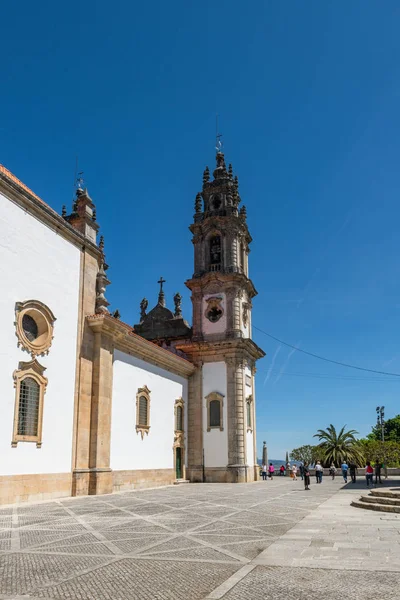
{"left": 174, "top": 479, "right": 190, "bottom": 485}
{"left": 360, "top": 494, "right": 400, "bottom": 506}
{"left": 351, "top": 499, "right": 400, "bottom": 513}
{"left": 370, "top": 488, "right": 400, "bottom": 500}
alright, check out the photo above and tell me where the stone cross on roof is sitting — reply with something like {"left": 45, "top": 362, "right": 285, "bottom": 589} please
{"left": 157, "top": 277, "right": 166, "bottom": 307}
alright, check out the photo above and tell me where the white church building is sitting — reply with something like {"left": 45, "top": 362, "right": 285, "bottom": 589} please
{"left": 0, "top": 152, "right": 265, "bottom": 505}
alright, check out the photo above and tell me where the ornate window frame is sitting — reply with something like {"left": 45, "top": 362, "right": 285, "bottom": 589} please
{"left": 174, "top": 397, "right": 184, "bottom": 433}
{"left": 206, "top": 391, "right": 224, "bottom": 432}
{"left": 15, "top": 300, "right": 56, "bottom": 358}
{"left": 136, "top": 385, "right": 151, "bottom": 440}
{"left": 12, "top": 359, "right": 47, "bottom": 448}
{"left": 246, "top": 395, "right": 253, "bottom": 432}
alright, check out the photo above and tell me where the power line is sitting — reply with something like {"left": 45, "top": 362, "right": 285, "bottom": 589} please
{"left": 260, "top": 368, "right": 400, "bottom": 382}
{"left": 253, "top": 325, "right": 400, "bottom": 377}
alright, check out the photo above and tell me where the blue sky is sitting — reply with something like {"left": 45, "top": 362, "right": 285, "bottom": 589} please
{"left": 2, "top": 1, "right": 400, "bottom": 460}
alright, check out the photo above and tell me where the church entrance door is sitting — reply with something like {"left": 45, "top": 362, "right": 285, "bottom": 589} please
{"left": 175, "top": 447, "right": 182, "bottom": 479}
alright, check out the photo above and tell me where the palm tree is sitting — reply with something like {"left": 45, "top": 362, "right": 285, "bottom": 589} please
{"left": 313, "top": 424, "right": 364, "bottom": 467}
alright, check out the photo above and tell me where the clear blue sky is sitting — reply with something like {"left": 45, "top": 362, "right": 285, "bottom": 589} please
{"left": 2, "top": 1, "right": 400, "bottom": 460}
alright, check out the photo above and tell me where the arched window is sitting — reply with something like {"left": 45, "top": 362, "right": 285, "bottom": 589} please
{"left": 136, "top": 386, "right": 151, "bottom": 439}
{"left": 246, "top": 396, "right": 253, "bottom": 432}
{"left": 176, "top": 405, "right": 183, "bottom": 431}
{"left": 12, "top": 359, "right": 47, "bottom": 448}
{"left": 209, "top": 234, "right": 222, "bottom": 271}
{"left": 138, "top": 396, "right": 148, "bottom": 426}
{"left": 209, "top": 400, "right": 221, "bottom": 427}
{"left": 18, "top": 377, "right": 40, "bottom": 436}
{"left": 206, "top": 392, "right": 224, "bottom": 431}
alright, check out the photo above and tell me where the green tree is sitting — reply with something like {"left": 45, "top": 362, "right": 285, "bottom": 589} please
{"left": 290, "top": 445, "right": 316, "bottom": 465}
{"left": 313, "top": 424, "right": 364, "bottom": 467}
{"left": 367, "top": 414, "right": 400, "bottom": 443}
{"left": 359, "top": 439, "right": 400, "bottom": 467}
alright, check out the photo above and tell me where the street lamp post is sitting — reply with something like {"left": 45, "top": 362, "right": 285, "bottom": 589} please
{"left": 376, "top": 406, "right": 385, "bottom": 442}
{"left": 376, "top": 406, "right": 387, "bottom": 479}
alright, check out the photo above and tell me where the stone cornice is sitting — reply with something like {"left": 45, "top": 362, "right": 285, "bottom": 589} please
{"left": 86, "top": 314, "right": 195, "bottom": 378}
{"left": 185, "top": 271, "right": 258, "bottom": 298}
{"left": 0, "top": 173, "right": 102, "bottom": 260}
{"left": 176, "top": 337, "right": 265, "bottom": 363}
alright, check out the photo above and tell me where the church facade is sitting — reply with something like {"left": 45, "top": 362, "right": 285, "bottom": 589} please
{"left": 0, "top": 151, "right": 264, "bottom": 505}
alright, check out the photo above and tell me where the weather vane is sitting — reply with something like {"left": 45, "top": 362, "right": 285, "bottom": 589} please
{"left": 76, "top": 171, "right": 84, "bottom": 190}
{"left": 215, "top": 114, "right": 223, "bottom": 153}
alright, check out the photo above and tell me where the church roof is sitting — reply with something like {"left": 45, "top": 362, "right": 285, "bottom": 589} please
{"left": 0, "top": 164, "right": 59, "bottom": 218}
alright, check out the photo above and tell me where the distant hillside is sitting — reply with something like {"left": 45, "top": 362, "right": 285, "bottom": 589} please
{"left": 257, "top": 458, "right": 302, "bottom": 467}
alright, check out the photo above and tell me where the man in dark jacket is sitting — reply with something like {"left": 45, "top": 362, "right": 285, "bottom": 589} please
{"left": 349, "top": 462, "right": 357, "bottom": 484}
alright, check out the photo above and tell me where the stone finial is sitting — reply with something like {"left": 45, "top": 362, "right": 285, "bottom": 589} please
{"left": 174, "top": 292, "right": 182, "bottom": 317}
{"left": 95, "top": 262, "right": 110, "bottom": 314}
{"left": 195, "top": 193, "right": 202, "bottom": 213}
{"left": 140, "top": 298, "right": 148, "bottom": 322}
{"left": 92, "top": 208, "right": 97, "bottom": 222}
{"left": 228, "top": 163, "right": 233, "bottom": 179}
{"left": 157, "top": 277, "right": 166, "bottom": 307}
{"left": 203, "top": 167, "right": 210, "bottom": 185}
{"left": 239, "top": 205, "right": 247, "bottom": 219}
{"left": 61, "top": 205, "right": 67, "bottom": 218}
{"left": 99, "top": 235, "right": 105, "bottom": 251}
{"left": 233, "top": 175, "right": 239, "bottom": 192}
{"left": 112, "top": 309, "right": 121, "bottom": 319}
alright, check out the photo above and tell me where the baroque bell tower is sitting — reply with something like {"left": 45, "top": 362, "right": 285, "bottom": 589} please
{"left": 177, "top": 149, "right": 265, "bottom": 483}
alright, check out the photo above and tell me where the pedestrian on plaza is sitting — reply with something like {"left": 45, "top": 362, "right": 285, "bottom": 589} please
{"left": 383, "top": 463, "right": 388, "bottom": 480}
{"left": 299, "top": 464, "right": 304, "bottom": 480}
{"left": 341, "top": 460, "right": 349, "bottom": 483}
{"left": 279, "top": 465, "right": 285, "bottom": 476}
{"left": 374, "top": 462, "right": 382, "bottom": 486}
{"left": 365, "top": 461, "right": 374, "bottom": 487}
{"left": 304, "top": 462, "right": 311, "bottom": 490}
{"left": 315, "top": 461, "right": 323, "bottom": 484}
{"left": 262, "top": 463, "right": 267, "bottom": 481}
{"left": 349, "top": 462, "right": 357, "bottom": 484}
{"left": 268, "top": 463, "right": 275, "bottom": 480}
{"left": 329, "top": 463, "right": 336, "bottom": 480}
{"left": 292, "top": 464, "right": 298, "bottom": 480}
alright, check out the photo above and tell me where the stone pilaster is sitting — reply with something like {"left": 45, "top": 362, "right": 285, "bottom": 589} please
{"left": 88, "top": 325, "right": 114, "bottom": 495}
{"left": 227, "top": 358, "right": 247, "bottom": 483}
{"left": 187, "top": 363, "right": 203, "bottom": 482}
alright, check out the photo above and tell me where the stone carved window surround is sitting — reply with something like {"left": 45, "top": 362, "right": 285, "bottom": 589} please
{"left": 136, "top": 385, "right": 151, "bottom": 439}
{"left": 246, "top": 395, "right": 253, "bottom": 432}
{"left": 15, "top": 300, "right": 56, "bottom": 358}
{"left": 205, "top": 391, "right": 224, "bottom": 432}
{"left": 12, "top": 359, "right": 47, "bottom": 448}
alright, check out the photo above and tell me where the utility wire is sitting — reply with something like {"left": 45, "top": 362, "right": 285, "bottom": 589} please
{"left": 260, "top": 368, "right": 400, "bottom": 382}
{"left": 253, "top": 325, "right": 400, "bottom": 377}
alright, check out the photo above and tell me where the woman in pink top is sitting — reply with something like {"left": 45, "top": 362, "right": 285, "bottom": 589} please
{"left": 268, "top": 463, "right": 275, "bottom": 480}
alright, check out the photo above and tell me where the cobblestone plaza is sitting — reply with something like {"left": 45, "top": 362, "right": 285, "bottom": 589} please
{"left": 0, "top": 478, "right": 399, "bottom": 599}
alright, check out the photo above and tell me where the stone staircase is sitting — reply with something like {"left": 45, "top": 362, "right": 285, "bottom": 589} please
{"left": 351, "top": 488, "right": 400, "bottom": 513}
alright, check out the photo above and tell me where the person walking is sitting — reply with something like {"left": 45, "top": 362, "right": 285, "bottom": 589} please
{"left": 268, "top": 463, "right": 275, "bottom": 480}
{"left": 315, "top": 461, "right": 323, "bottom": 484}
{"left": 292, "top": 464, "right": 298, "bottom": 481}
{"left": 341, "top": 460, "right": 349, "bottom": 483}
{"left": 261, "top": 464, "right": 267, "bottom": 481}
{"left": 329, "top": 463, "right": 336, "bottom": 480}
{"left": 374, "top": 462, "right": 382, "bottom": 486}
{"left": 365, "top": 461, "right": 374, "bottom": 487}
{"left": 299, "top": 464, "right": 304, "bottom": 480}
{"left": 304, "top": 462, "right": 311, "bottom": 490}
{"left": 349, "top": 462, "right": 357, "bottom": 484}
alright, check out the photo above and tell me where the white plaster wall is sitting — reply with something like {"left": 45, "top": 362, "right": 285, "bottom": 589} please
{"left": 202, "top": 293, "right": 227, "bottom": 335}
{"left": 0, "top": 192, "right": 81, "bottom": 475}
{"left": 202, "top": 361, "right": 228, "bottom": 468}
{"left": 111, "top": 350, "right": 188, "bottom": 471}
{"left": 240, "top": 294, "right": 250, "bottom": 338}
{"left": 246, "top": 431, "right": 254, "bottom": 466}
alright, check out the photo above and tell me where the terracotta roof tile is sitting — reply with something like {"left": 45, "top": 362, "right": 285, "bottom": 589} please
{"left": 0, "top": 164, "right": 59, "bottom": 217}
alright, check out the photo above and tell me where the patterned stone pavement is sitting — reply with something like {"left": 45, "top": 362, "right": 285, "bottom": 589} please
{"left": 0, "top": 477, "right": 399, "bottom": 599}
